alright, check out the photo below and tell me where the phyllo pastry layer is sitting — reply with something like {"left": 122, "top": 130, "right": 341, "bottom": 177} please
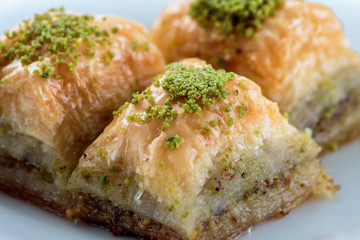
{"left": 69, "top": 58, "right": 336, "bottom": 239}
{"left": 0, "top": 8, "right": 165, "bottom": 213}
{"left": 151, "top": 0, "right": 360, "bottom": 150}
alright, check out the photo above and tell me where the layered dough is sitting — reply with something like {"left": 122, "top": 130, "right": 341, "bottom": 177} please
{"left": 0, "top": 12, "right": 165, "bottom": 209}
{"left": 151, "top": 0, "right": 360, "bottom": 149}
{"left": 0, "top": 7, "right": 338, "bottom": 239}
{"left": 68, "top": 58, "right": 336, "bottom": 240}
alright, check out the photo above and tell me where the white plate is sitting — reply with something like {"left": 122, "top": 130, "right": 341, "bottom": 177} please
{"left": 0, "top": 1, "right": 359, "bottom": 239}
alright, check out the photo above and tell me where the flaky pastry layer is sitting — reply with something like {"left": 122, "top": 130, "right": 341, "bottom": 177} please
{"left": 151, "top": 0, "right": 360, "bottom": 148}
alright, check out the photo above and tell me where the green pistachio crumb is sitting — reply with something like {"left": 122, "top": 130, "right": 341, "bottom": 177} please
{"left": 111, "top": 27, "right": 119, "bottom": 34}
{"left": 189, "top": 0, "right": 285, "bottom": 37}
{"left": 96, "top": 147, "right": 106, "bottom": 160}
{"left": 328, "top": 142, "right": 338, "bottom": 152}
{"left": 113, "top": 102, "right": 130, "bottom": 117}
{"left": 283, "top": 112, "right": 289, "bottom": 120}
{"left": 210, "top": 120, "right": 217, "bottom": 127}
{"left": 227, "top": 117, "right": 233, "bottom": 127}
{"left": 108, "top": 51, "right": 115, "bottom": 60}
{"left": 162, "top": 63, "right": 234, "bottom": 114}
{"left": 142, "top": 41, "right": 150, "bottom": 51}
{"left": 300, "top": 145, "right": 306, "bottom": 153}
{"left": 53, "top": 159, "right": 66, "bottom": 177}
{"left": 131, "top": 98, "right": 139, "bottom": 105}
{"left": 182, "top": 211, "right": 188, "bottom": 218}
{"left": 124, "top": 176, "right": 131, "bottom": 185}
{"left": 131, "top": 40, "right": 138, "bottom": 51}
{"left": 169, "top": 187, "right": 177, "bottom": 193}
{"left": 160, "top": 161, "right": 166, "bottom": 168}
{"left": 0, "top": 8, "right": 113, "bottom": 79}
{"left": 225, "top": 105, "right": 231, "bottom": 112}
{"left": 200, "top": 123, "right": 213, "bottom": 135}
{"left": 237, "top": 104, "right": 248, "bottom": 119}
{"left": 98, "top": 175, "right": 108, "bottom": 192}
{"left": 165, "top": 134, "right": 184, "bottom": 150}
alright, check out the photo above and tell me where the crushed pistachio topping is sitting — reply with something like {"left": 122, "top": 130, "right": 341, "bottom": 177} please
{"left": 131, "top": 40, "right": 138, "bottom": 51}
{"left": 142, "top": 41, "right": 150, "bottom": 51}
{"left": 114, "top": 63, "right": 241, "bottom": 149}
{"left": 0, "top": 7, "right": 116, "bottom": 79}
{"left": 160, "top": 161, "right": 166, "bottom": 169}
{"left": 111, "top": 27, "right": 119, "bottom": 34}
{"left": 237, "top": 104, "right": 248, "bottom": 119}
{"left": 165, "top": 134, "right": 184, "bottom": 150}
{"left": 209, "top": 120, "right": 217, "bottom": 127}
{"left": 200, "top": 123, "right": 213, "bottom": 135}
{"left": 189, "top": 0, "right": 285, "bottom": 37}
{"left": 159, "top": 63, "right": 234, "bottom": 116}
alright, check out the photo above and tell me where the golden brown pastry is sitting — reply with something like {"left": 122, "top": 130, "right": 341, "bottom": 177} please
{"left": 68, "top": 58, "right": 336, "bottom": 240}
{"left": 151, "top": 0, "right": 360, "bottom": 150}
{"left": 0, "top": 8, "right": 165, "bottom": 214}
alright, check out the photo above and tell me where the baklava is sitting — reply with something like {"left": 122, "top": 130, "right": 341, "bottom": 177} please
{"left": 151, "top": 0, "right": 360, "bottom": 150}
{"left": 68, "top": 58, "right": 336, "bottom": 240}
{"left": 0, "top": 8, "right": 165, "bottom": 214}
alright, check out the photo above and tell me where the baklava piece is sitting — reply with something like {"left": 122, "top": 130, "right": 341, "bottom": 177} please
{"left": 0, "top": 8, "right": 165, "bottom": 215}
{"left": 151, "top": 0, "right": 360, "bottom": 150}
{"left": 69, "top": 58, "right": 336, "bottom": 240}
